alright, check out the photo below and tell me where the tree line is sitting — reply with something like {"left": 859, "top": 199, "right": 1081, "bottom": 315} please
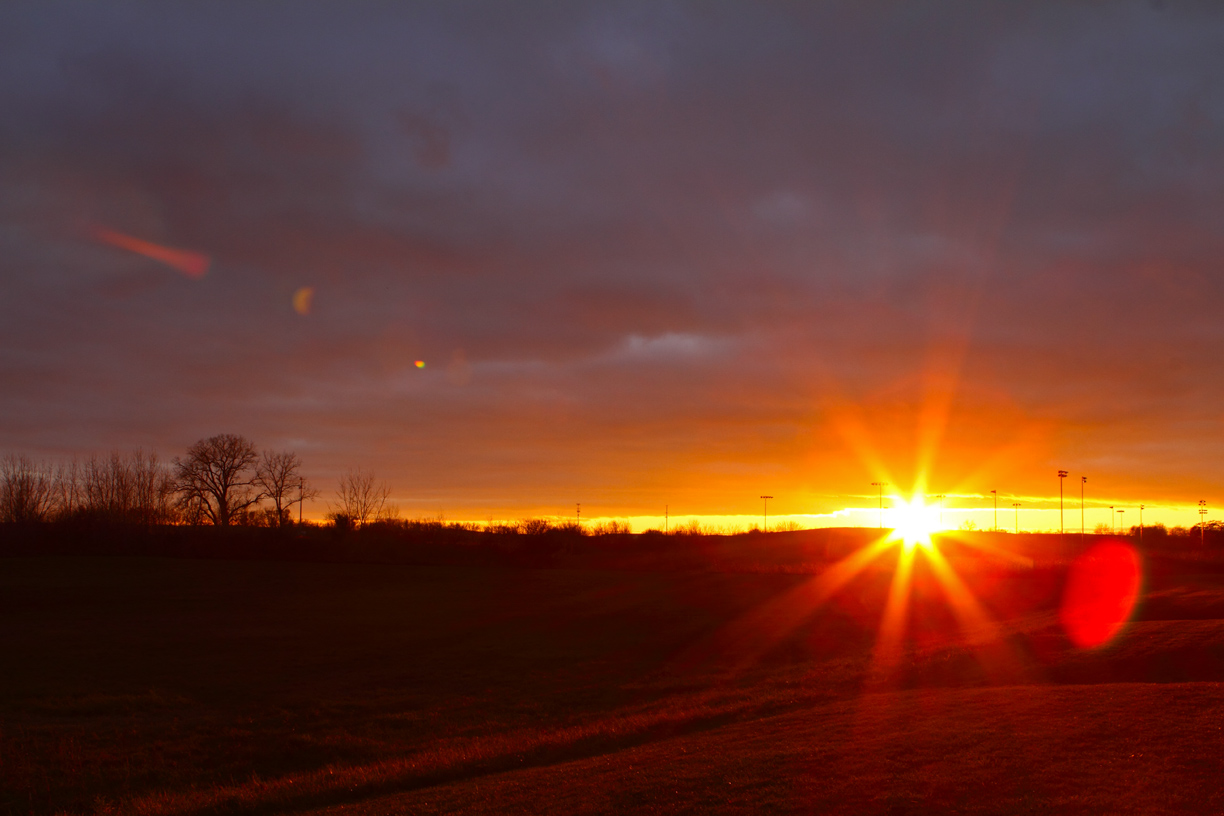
{"left": 0, "top": 433, "right": 393, "bottom": 528}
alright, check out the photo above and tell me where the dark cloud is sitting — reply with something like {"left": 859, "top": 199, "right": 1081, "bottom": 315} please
{"left": 3, "top": 2, "right": 1224, "bottom": 517}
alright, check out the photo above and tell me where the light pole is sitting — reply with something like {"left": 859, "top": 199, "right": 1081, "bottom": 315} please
{"left": 1081, "top": 476, "right": 1087, "bottom": 542}
{"left": 990, "top": 489, "right": 997, "bottom": 531}
{"left": 1058, "top": 470, "right": 1068, "bottom": 533}
{"left": 1139, "top": 504, "right": 1144, "bottom": 544}
{"left": 871, "top": 482, "right": 886, "bottom": 528}
{"left": 1109, "top": 506, "right": 1114, "bottom": 534}
{"left": 1013, "top": 502, "right": 1021, "bottom": 534}
{"left": 936, "top": 494, "right": 946, "bottom": 528}
{"left": 760, "top": 496, "right": 772, "bottom": 532}
{"left": 1200, "top": 500, "right": 1208, "bottom": 547}
{"left": 1117, "top": 509, "right": 1124, "bottom": 536}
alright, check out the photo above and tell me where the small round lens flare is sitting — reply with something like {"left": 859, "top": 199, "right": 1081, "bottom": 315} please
{"left": 414, "top": 360, "right": 426, "bottom": 368}
{"left": 892, "top": 496, "right": 941, "bottom": 550}
{"left": 1060, "top": 541, "right": 1142, "bottom": 649}
{"left": 293, "top": 287, "right": 314, "bottom": 315}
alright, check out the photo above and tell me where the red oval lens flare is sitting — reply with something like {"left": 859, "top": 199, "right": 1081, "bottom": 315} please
{"left": 1059, "top": 541, "right": 1142, "bottom": 649}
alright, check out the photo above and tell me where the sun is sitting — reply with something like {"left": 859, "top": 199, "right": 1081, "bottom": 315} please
{"left": 890, "top": 495, "right": 942, "bottom": 550}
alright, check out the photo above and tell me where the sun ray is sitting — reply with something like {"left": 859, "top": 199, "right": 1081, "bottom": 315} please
{"left": 867, "top": 543, "right": 917, "bottom": 683}
{"left": 922, "top": 545, "right": 1001, "bottom": 646}
{"left": 937, "top": 531, "right": 1035, "bottom": 569}
{"left": 665, "top": 534, "right": 898, "bottom": 676}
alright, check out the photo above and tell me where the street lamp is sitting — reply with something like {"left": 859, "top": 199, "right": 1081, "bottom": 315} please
{"left": 1058, "top": 470, "right": 1068, "bottom": 533}
{"left": 871, "top": 482, "right": 886, "bottom": 528}
{"left": 1200, "top": 500, "right": 1208, "bottom": 548}
{"left": 990, "top": 489, "right": 997, "bottom": 531}
{"left": 760, "top": 496, "right": 772, "bottom": 532}
{"left": 1013, "top": 502, "right": 1021, "bottom": 534}
{"left": 1081, "top": 476, "right": 1087, "bottom": 542}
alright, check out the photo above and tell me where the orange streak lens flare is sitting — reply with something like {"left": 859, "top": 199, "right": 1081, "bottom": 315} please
{"left": 91, "top": 226, "right": 210, "bottom": 279}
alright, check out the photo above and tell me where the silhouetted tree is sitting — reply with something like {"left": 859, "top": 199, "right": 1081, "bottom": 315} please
{"left": 0, "top": 454, "right": 55, "bottom": 523}
{"left": 174, "top": 434, "right": 261, "bottom": 526}
{"left": 78, "top": 450, "right": 176, "bottom": 524}
{"left": 254, "top": 450, "right": 316, "bottom": 527}
{"left": 330, "top": 468, "right": 391, "bottom": 527}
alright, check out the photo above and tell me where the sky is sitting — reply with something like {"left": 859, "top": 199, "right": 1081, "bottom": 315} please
{"left": 3, "top": 1, "right": 1224, "bottom": 529}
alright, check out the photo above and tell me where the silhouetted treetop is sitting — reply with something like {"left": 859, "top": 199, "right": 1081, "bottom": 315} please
{"left": 174, "top": 434, "right": 260, "bottom": 527}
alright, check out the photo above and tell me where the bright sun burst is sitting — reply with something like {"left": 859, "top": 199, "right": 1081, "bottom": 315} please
{"left": 889, "top": 495, "right": 942, "bottom": 550}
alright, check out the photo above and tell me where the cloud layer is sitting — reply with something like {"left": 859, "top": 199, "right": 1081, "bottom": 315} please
{"left": 3, "top": 2, "right": 1224, "bottom": 518}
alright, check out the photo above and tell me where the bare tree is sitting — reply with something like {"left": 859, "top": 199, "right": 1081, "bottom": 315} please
{"left": 0, "top": 454, "right": 56, "bottom": 523}
{"left": 78, "top": 449, "right": 176, "bottom": 524}
{"left": 53, "top": 458, "right": 83, "bottom": 519}
{"left": 253, "top": 450, "right": 317, "bottom": 527}
{"left": 174, "top": 434, "right": 261, "bottom": 526}
{"left": 331, "top": 468, "right": 391, "bottom": 527}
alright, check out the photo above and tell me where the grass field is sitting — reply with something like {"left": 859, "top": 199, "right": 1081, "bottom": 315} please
{"left": 3, "top": 539, "right": 1224, "bottom": 814}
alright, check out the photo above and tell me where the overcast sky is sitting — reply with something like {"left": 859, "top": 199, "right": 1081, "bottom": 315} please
{"left": 3, "top": 2, "right": 1224, "bottom": 521}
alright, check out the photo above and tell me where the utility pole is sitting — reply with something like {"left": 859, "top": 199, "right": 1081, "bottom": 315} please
{"left": 1058, "top": 470, "right": 1068, "bottom": 533}
{"left": 760, "top": 496, "right": 772, "bottom": 532}
{"left": 1013, "top": 502, "right": 1021, "bottom": 534}
{"left": 871, "top": 483, "right": 886, "bottom": 528}
{"left": 1200, "top": 500, "right": 1208, "bottom": 547}
{"left": 1081, "top": 476, "right": 1087, "bottom": 543}
{"left": 990, "top": 489, "right": 997, "bottom": 531}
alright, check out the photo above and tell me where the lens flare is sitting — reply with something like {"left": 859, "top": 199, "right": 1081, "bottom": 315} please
{"left": 91, "top": 226, "right": 210, "bottom": 279}
{"left": 1060, "top": 541, "right": 1142, "bottom": 649}
{"left": 414, "top": 360, "right": 426, "bottom": 368}
{"left": 293, "top": 287, "right": 314, "bottom": 315}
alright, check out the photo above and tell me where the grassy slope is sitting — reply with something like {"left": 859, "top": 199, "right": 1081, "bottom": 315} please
{"left": 2, "top": 548, "right": 1224, "bottom": 814}
{"left": 313, "top": 683, "right": 1224, "bottom": 816}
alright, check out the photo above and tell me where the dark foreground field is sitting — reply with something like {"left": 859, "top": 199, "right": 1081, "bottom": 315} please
{"left": 3, "top": 540, "right": 1224, "bottom": 814}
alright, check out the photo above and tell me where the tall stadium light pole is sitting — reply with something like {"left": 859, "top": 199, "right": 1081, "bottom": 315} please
{"left": 1200, "top": 500, "right": 1207, "bottom": 547}
{"left": 1109, "top": 506, "right": 1114, "bottom": 534}
{"left": 990, "top": 490, "right": 997, "bottom": 531}
{"left": 1081, "top": 476, "right": 1087, "bottom": 542}
{"left": 871, "top": 483, "right": 886, "bottom": 528}
{"left": 760, "top": 496, "right": 772, "bottom": 532}
{"left": 1058, "top": 470, "right": 1068, "bottom": 533}
{"left": 1118, "top": 509, "right": 1124, "bottom": 536}
{"left": 1013, "top": 502, "right": 1021, "bottom": 534}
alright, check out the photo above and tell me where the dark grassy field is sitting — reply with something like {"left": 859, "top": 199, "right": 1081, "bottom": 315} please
{"left": 3, "top": 536, "right": 1224, "bottom": 814}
